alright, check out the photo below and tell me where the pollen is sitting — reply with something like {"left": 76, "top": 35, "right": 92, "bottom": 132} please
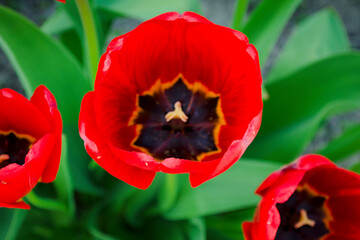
{"left": 0, "top": 154, "right": 9, "bottom": 163}
{"left": 294, "top": 209, "right": 316, "bottom": 229}
{"left": 165, "top": 101, "right": 189, "bottom": 122}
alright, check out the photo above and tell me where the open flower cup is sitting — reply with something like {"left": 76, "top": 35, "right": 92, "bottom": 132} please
{"left": 79, "top": 12, "right": 263, "bottom": 189}
{"left": 243, "top": 154, "right": 360, "bottom": 240}
{"left": 0, "top": 86, "right": 62, "bottom": 209}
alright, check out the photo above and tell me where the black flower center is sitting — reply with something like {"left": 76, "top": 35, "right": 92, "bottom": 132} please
{"left": 129, "top": 76, "right": 225, "bottom": 161}
{"left": 0, "top": 131, "right": 35, "bottom": 169}
{"left": 275, "top": 186, "right": 330, "bottom": 240}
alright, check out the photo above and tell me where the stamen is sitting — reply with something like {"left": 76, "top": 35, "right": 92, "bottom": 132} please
{"left": 294, "top": 209, "right": 316, "bottom": 229}
{"left": 165, "top": 101, "right": 189, "bottom": 122}
{"left": 0, "top": 154, "right": 9, "bottom": 163}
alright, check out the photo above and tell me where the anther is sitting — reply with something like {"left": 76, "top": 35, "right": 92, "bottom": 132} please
{"left": 294, "top": 209, "right": 316, "bottom": 229}
{"left": 165, "top": 101, "right": 189, "bottom": 122}
{"left": 0, "top": 154, "right": 10, "bottom": 163}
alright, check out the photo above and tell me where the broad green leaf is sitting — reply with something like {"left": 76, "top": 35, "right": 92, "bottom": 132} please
{"left": 245, "top": 53, "right": 360, "bottom": 162}
{"left": 165, "top": 159, "right": 282, "bottom": 220}
{"left": 0, "top": 6, "right": 98, "bottom": 194}
{"left": 206, "top": 207, "right": 255, "bottom": 240}
{"left": 317, "top": 124, "right": 360, "bottom": 162}
{"left": 94, "top": 0, "right": 202, "bottom": 21}
{"left": 0, "top": 6, "right": 90, "bottom": 122}
{"left": 0, "top": 209, "right": 27, "bottom": 240}
{"left": 267, "top": 9, "right": 350, "bottom": 82}
{"left": 41, "top": 7, "right": 73, "bottom": 35}
{"left": 242, "top": 0, "right": 302, "bottom": 66}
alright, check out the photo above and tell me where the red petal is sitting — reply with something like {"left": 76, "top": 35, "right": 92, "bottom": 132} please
{"left": 0, "top": 133, "right": 55, "bottom": 205}
{"left": 30, "top": 85, "right": 62, "bottom": 183}
{"left": 79, "top": 92, "right": 156, "bottom": 189}
{"left": 256, "top": 155, "right": 333, "bottom": 197}
{"left": 301, "top": 166, "right": 360, "bottom": 237}
{"left": 242, "top": 221, "right": 253, "bottom": 240}
{"left": 189, "top": 111, "right": 262, "bottom": 187}
{"left": 0, "top": 200, "right": 30, "bottom": 209}
{"left": 247, "top": 198, "right": 280, "bottom": 240}
{"left": 0, "top": 88, "right": 51, "bottom": 138}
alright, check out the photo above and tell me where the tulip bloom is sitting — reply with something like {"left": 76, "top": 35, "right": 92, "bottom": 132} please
{"left": 79, "top": 12, "right": 262, "bottom": 189}
{"left": 0, "top": 86, "right": 62, "bottom": 209}
{"left": 243, "top": 154, "right": 360, "bottom": 240}
{"left": 56, "top": 0, "right": 66, "bottom": 3}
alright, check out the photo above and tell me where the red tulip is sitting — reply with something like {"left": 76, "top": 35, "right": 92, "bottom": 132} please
{"left": 243, "top": 154, "right": 360, "bottom": 240}
{"left": 56, "top": 0, "right": 66, "bottom": 3}
{"left": 0, "top": 86, "right": 62, "bottom": 209}
{"left": 79, "top": 12, "right": 263, "bottom": 189}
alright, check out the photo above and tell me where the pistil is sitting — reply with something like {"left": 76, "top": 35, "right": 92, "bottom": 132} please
{"left": 294, "top": 209, "right": 316, "bottom": 229}
{"left": 165, "top": 101, "right": 189, "bottom": 122}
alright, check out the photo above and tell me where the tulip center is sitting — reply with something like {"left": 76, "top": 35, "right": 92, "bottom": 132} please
{"left": 274, "top": 186, "right": 330, "bottom": 240}
{"left": 129, "top": 75, "right": 226, "bottom": 161}
{"left": 0, "top": 131, "right": 35, "bottom": 169}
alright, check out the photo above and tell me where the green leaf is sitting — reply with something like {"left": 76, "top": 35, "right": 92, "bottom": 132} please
{"left": 267, "top": 9, "right": 350, "bottom": 82}
{"left": 0, "top": 209, "right": 27, "bottom": 240}
{"left": 317, "top": 124, "right": 360, "bottom": 162}
{"left": 242, "top": 0, "right": 302, "bottom": 66}
{"left": 0, "top": 6, "right": 98, "bottom": 194}
{"left": 41, "top": 7, "right": 73, "bottom": 35}
{"left": 122, "top": 181, "right": 160, "bottom": 227}
{"left": 61, "top": 0, "right": 101, "bottom": 81}
{"left": 94, "top": 0, "right": 202, "bottom": 21}
{"left": 206, "top": 207, "right": 255, "bottom": 240}
{"left": 0, "top": 5, "right": 91, "bottom": 122}
{"left": 165, "top": 159, "right": 282, "bottom": 220}
{"left": 184, "top": 218, "right": 206, "bottom": 240}
{"left": 87, "top": 204, "right": 119, "bottom": 240}
{"left": 351, "top": 162, "right": 360, "bottom": 174}
{"left": 232, "top": 0, "right": 249, "bottom": 30}
{"left": 245, "top": 53, "right": 360, "bottom": 162}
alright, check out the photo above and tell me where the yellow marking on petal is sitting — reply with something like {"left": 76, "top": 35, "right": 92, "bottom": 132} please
{"left": 0, "top": 154, "right": 9, "bottom": 163}
{"left": 294, "top": 209, "right": 316, "bottom": 229}
{"left": 165, "top": 101, "right": 188, "bottom": 122}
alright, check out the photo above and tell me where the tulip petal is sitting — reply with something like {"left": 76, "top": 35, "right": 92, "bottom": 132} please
{"left": 30, "top": 85, "right": 62, "bottom": 183}
{"left": 79, "top": 92, "right": 156, "bottom": 189}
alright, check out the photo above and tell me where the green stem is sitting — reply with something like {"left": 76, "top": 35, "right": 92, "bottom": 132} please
{"left": 5, "top": 209, "right": 27, "bottom": 240}
{"left": 76, "top": 0, "right": 99, "bottom": 83}
{"left": 53, "top": 134, "right": 75, "bottom": 218}
{"left": 25, "top": 191, "right": 67, "bottom": 212}
{"left": 158, "top": 173, "right": 178, "bottom": 213}
{"left": 232, "top": 0, "right": 249, "bottom": 30}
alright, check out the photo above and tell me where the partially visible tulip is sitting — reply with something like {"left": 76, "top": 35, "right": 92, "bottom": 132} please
{"left": 243, "top": 154, "right": 360, "bottom": 240}
{"left": 0, "top": 86, "right": 62, "bottom": 209}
